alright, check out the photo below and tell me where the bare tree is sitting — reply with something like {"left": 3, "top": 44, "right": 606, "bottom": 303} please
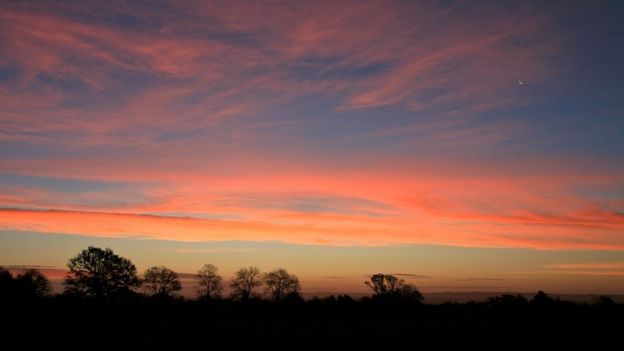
{"left": 264, "top": 268, "right": 300, "bottom": 301}
{"left": 142, "top": 266, "right": 182, "bottom": 297}
{"left": 196, "top": 264, "right": 223, "bottom": 299}
{"left": 230, "top": 266, "right": 262, "bottom": 300}
{"left": 365, "top": 273, "right": 423, "bottom": 303}
{"left": 366, "top": 274, "right": 401, "bottom": 295}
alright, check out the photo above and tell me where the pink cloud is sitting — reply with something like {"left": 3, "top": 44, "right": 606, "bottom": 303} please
{"left": 1, "top": 1, "right": 621, "bottom": 252}
{"left": 1, "top": 154, "right": 622, "bottom": 250}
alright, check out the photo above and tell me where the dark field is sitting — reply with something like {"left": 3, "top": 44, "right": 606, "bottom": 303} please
{"left": 2, "top": 295, "right": 622, "bottom": 351}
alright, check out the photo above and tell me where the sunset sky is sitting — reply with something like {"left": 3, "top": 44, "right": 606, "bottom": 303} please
{"left": 1, "top": 0, "right": 623, "bottom": 296}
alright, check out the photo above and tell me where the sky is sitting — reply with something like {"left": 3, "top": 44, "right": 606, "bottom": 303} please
{"left": 1, "top": 0, "right": 623, "bottom": 296}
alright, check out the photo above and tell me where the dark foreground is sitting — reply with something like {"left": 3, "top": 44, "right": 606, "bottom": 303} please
{"left": 2, "top": 295, "right": 623, "bottom": 351}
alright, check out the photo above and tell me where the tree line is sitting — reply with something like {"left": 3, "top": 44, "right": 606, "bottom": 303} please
{"left": 1, "top": 246, "right": 425, "bottom": 303}
{"left": 1, "top": 246, "right": 620, "bottom": 308}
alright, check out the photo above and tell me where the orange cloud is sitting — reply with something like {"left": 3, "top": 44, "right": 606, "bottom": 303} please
{"left": 2, "top": 151, "right": 623, "bottom": 251}
{"left": 543, "top": 262, "right": 624, "bottom": 270}
{"left": 2, "top": 180, "right": 623, "bottom": 250}
{"left": 0, "top": 208, "right": 411, "bottom": 246}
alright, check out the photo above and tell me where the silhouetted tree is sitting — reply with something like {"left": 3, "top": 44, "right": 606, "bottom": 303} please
{"left": 487, "top": 294, "right": 528, "bottom": 307}
{"left": 197, "top": 264, "right": 223, "bottom": 299}
{"left": 365, "top": 273, "right": 423, "bottom": 303}
{"left": 15, "top": 269, "right": 50, "bottom": 298}
{"left": 595, "top": 295, "right": 616, "bottom": 306}
{"left": 366, "top": 274, "right": 401, "bottom": 295}
{"left": 263, "top": 268, "right": 300, "bottom": 301}
{"left": 397, "top": 283, "right": 425, "bottom": 303}
{"left": 230, "top": 266, "right": 262, "bottom": 300}
{"left": 337, "top": 294, "right": 356, "bottom": 304}
{"left": 531, "top": 290, "right": 555, "bottom": 306}
{"left": 0, "top": 266, "right": 11, "bottom": 280}
{"left": 0, "top": 267, "right": 13, "bottom": 299}
{"left": 64, "top": 246, "right": 140, "bottom": 300}
{"left": 142, "top": 266, "right": 182, "bottom": 297}
{"left": 0, "top": 267, "right": 11, "bottom": 282}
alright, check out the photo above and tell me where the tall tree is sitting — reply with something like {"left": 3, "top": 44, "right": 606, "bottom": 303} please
{"left": 64, "top": 246, "right": 140, "bottom": 300}
{"left": 196, "top": 264, "right": 223, "bottom": 299}
{"left": 230, "top": 266, "right": 262, "bottom": 300}
{"left": 142, "top": 266, "right": 182, "bottom": 297}
{"left": 263, "top": 268, "right": 300, "bottom": 301}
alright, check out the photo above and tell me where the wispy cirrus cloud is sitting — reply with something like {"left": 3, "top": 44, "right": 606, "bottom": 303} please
{"left": 0, "top": 0, "right": 556, "bottom": 149}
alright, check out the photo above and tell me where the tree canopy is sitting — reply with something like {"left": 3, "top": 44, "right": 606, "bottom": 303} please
{"left": 365, "top": 273, "right": 423, "bottom": 303}
{"left": 64, "top": 246, "right": 140, "bottom": 300}
{"left": 196, "top": 264, "right": 223, "bottom": 299}
{"left": 15, "top": 269, "right": 51, "bottom": 298}
{"left": 264, "top": 268, "right": 300, "bottom": 301}
{"left": 142, "top": 266, "right": 182, "bottom": 297}
{"left": 230, "top": 266, "right": 262, "bottom": 300}
{"left": 0, "top": 267, "right": 51, "bottom": 300}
